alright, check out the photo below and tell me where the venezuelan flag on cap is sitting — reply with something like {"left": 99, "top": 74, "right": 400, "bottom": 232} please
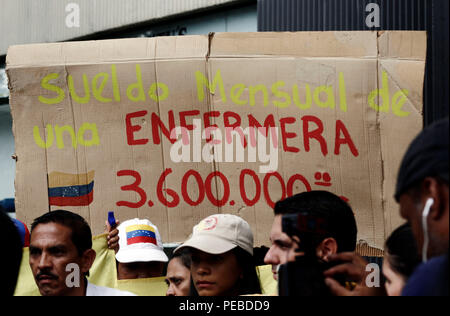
{"left": 126, "top": 224, "right": 157, "bottom": 246}
{"left": 48, "top": 171, "right": 95, "bottom": 207}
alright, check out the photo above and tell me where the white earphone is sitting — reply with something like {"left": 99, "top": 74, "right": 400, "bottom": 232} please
{"left": 421, "top": 198, "right": 434, "bottom": 263}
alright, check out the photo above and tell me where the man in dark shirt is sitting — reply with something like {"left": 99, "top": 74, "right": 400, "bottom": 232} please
{"left": 394, "top": 118, "right": 449, "bottom": 296}
{"left": 402, "top": 253, "right": 448, "bottom": 296}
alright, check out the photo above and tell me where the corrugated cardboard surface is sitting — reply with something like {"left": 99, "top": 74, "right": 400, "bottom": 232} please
{"left": 6, "top": 32, "right": 426, "bottom": 249}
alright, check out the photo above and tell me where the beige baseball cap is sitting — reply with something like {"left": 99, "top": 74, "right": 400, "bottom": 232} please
{"left": 116, "top": 218, "right": 168, "bottom": 264}
{"left": 175, "top": 214, "right": 254, "bottom": 256}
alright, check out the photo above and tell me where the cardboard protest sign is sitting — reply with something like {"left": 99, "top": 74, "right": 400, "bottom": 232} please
{"left": 6, "top": 32, "right": 426, "bottom": 250}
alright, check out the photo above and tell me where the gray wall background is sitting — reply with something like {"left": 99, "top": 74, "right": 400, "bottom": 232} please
{"left": 0, "top": 0, "right": 252, "bottom": 55}
{"left": 0, "top": 106, "right": 15, "bottom": 200}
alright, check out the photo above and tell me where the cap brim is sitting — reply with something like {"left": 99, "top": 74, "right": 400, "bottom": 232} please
{"left": 174, "top": 234, "right": 237, "bottom": 255}
{"left": 116, "top": 248, "right": 169, "bottom": 263}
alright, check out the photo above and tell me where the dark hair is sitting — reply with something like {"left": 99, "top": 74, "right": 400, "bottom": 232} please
{"left": 395, "top": 118, "right": 449, "bottom": 201}
{"left": 233, "top": 247, "right": 262, "bottom": 296}
{"left": 0, "top": 211, "right": 23, "bottom": 296}
{"left": 385, "top": 224, "right": 421, "bottom": 279}
{"left": 171, "top": 249, "right": 192, "bottom": 269}
{"left": 31, "top": 210, "right": 92, "bottom": 256}
{"left": 189, "top": 247, "right": 262, "bottom": 296}
{"left": 274, "top": 191, "right": 358, "bottom": 253}
{"left": 189, "top": 276, "right": 198, "bottom": 296}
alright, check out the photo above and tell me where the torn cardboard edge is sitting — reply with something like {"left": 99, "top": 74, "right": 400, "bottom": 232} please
{"left": 6, "top": 31, "right": 426, "bottom": 69}
{"left": 356, "top": 241, "right": 385, "bottom": 258}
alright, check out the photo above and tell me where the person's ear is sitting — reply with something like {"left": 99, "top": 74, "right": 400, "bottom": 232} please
{"left": 316, "top": 238, "right": 338, "bottom": 260}
{"left": 421, "top": 177, "right": 447, "bottom": 221}
{"left": 80, "top": 249, "right": 96, "bottom": 274}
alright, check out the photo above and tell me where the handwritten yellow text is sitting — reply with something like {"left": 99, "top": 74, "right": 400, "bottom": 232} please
{"left": 196, "top": 70, "right": 349, "bottom": 113}
{"left": 38, "top": 65, "right": 169, "bottom": 105}
{"left": 33, "top": 123, "right": 100, "bottom": 149}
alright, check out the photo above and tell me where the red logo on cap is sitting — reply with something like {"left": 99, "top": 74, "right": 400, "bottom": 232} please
{"left": 198, "top": 216, "right": 218, "bottom": 231}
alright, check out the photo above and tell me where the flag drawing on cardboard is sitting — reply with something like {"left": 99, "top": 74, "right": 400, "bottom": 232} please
{"left": 48, "top": 171, "right": 95, "bottom": 207}
{"left": 126, "top": 225, "right": 157, "bottom": 246}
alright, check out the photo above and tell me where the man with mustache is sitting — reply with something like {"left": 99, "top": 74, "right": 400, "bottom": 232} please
{"left": 29, "top": 210, "right": 134, "bottom": 296}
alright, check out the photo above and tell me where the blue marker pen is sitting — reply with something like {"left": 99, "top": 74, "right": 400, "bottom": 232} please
{"left": 108, "top": 211, "right": 117, "bottom": 229}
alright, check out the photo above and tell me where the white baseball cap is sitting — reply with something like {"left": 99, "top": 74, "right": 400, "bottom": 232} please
{"left": 115, "top": 218, "right": 169, "bottom": 264}
{"left": 175, "top": 214, "right": 254, "bottom": 256}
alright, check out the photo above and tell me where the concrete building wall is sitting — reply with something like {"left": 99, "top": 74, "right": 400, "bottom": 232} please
{"left": 116, "top": 4, "right": 257, "bottom": 37}
{"left": 0, "top": 105, "right": 15, "bottom": 200}
{"left": 0, "top": 0, "right": 252, "bottom": 55}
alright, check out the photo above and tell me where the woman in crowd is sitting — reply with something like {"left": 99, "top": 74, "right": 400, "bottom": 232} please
{"left": 383, "top": 223, "right": 421, "bottom": 296}
{"left": 165, "top": 250, "right": 192, "bottom": 296}
{"left": 175, "top": 214, "right": 262, "bottom": 296}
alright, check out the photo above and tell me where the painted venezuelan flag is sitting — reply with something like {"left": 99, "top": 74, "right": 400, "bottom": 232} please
{"left": 126, "top": 224, "right": 157, "bottom": 246}
{"left": 48, "top": 171, "right": 95, "bottom": 207}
